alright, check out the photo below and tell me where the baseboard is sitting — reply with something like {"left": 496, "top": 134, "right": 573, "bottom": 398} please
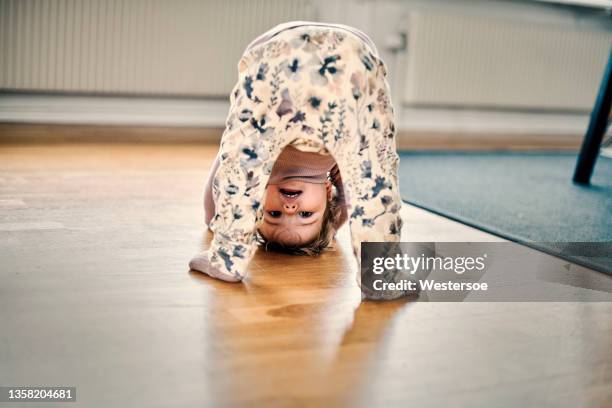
{"left": 0, "top": 123, "right": 222, "bottom": 144}
{"left": 0, "top": 94, "right": 229, "bottom": 127}
{"left": 398, "top": 106, "right": 589, "bottom": 135}
{"left": 0, "top": 123, "right": 586, "bottom": 151}
{"left": 396, "top": 130, "right": 583, "bottom": 150}
{"left": 0, "top": 93, "right": 590, "bottom": 149}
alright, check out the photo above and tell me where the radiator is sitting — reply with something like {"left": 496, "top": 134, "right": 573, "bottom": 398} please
{"left": 1, "top": 0, "right": 610, "bottom": 112}
{"left": 403, "top": 11, "right": 611, "bottom": 111}
{"left": 0, "top": 0, "right": 314, "bottom": 97}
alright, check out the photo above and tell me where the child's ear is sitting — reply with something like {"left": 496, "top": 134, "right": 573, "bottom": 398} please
{"left": 325, "top": 180, "right": 332, "bottom": 201}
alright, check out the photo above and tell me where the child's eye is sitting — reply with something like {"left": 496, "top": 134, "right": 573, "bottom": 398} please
{"left": 267, "top": 211, "right": 281, "bottom": 218}
{"left": 298, "top": 211, "right": 314, "bottom": 218}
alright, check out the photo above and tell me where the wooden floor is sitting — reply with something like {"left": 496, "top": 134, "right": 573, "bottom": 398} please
{"left": 0, "top": 144, "right": 611, "bottom": 408}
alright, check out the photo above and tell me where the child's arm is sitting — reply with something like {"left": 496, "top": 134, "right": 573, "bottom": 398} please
{"left": 194, "top": 138, "right": 285, "bottom": 282}
{"left": 203, "top": 153, "right": 221, "bottom": 229}
{"left": 329, "top": 164, "right": 348, "bottom": 229}
{"left": 190, "top": 146, "right": 268, "bottom": 282}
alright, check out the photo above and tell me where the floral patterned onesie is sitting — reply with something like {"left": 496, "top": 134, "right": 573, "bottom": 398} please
{"left": 193, "top": 21, "right": 403, "bottom": 287}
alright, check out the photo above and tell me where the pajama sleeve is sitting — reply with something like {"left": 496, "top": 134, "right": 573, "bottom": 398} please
{"left": 203, "top": 153, "right": 221, "bottom": 228}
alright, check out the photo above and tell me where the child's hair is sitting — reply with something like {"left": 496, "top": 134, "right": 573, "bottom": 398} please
{"left": 256, "top": 182, "right": 343, "bottom": 256}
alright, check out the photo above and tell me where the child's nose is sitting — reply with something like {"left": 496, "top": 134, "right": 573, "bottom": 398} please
{"left": 283, "top": 203, "right": 297, "bottom": 214}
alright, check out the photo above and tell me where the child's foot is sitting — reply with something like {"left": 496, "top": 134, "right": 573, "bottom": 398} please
{"left": 189, "top": 251, "right": 242, "bottom": 282}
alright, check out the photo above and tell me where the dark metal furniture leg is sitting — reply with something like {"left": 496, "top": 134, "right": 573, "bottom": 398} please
{"left": 573, "top": 49, "right": 612, "bottom": 185}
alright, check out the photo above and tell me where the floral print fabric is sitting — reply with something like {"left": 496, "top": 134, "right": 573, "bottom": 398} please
{"left": 207, "top": 23, "right": 403, "bottom": 283}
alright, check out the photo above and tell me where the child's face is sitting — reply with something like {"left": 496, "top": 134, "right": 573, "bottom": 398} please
{"left": 259, "top": 180, "right": 331, "bottom": 246}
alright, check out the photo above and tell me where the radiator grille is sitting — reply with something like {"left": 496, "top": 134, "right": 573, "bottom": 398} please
{"left": 0, "top": 0, "right": 314, "bottom": 96}
{"left": 404, "top": 11, "right": 612, "bottom": 110}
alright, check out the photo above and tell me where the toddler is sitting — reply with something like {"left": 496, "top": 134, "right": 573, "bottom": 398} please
{"left": 189, "top": 21, "right": 403, "bottom": 290}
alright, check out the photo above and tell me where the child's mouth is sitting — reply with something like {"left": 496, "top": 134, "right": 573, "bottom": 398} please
{"left": 279, "top": 188, "right": 302, "bottom": 198}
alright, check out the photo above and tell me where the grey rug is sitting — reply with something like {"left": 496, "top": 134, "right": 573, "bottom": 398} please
{"left": 397, "top": 151, "right": 612, "bottom": 274}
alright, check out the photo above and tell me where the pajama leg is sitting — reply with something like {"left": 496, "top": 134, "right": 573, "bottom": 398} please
{"left": 325, "top": 51, "right": 404, "bottom": 297}
{"left": 197, "top": 65, "right": 289, "bottom": 281}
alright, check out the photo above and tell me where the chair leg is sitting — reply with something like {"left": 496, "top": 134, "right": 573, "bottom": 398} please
{"left": 573, "top": 49, "right": 612, "bottom": 185}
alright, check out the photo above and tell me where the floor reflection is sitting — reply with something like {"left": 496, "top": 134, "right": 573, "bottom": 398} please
{"left": 188, "top": 229, "right": 413, "bottom": 406}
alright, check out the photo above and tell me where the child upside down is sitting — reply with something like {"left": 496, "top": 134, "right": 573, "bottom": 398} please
{"left": 189, "top": 21, "right": 404, "bottom": 291}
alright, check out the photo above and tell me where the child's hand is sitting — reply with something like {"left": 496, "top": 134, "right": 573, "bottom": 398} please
{"left": 189, "top": 250, "right": 242, "bottom": 282}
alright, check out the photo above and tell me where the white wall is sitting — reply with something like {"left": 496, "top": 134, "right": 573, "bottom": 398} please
{"left": 1, "top": 0, "right": 611, "bottom": 135}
